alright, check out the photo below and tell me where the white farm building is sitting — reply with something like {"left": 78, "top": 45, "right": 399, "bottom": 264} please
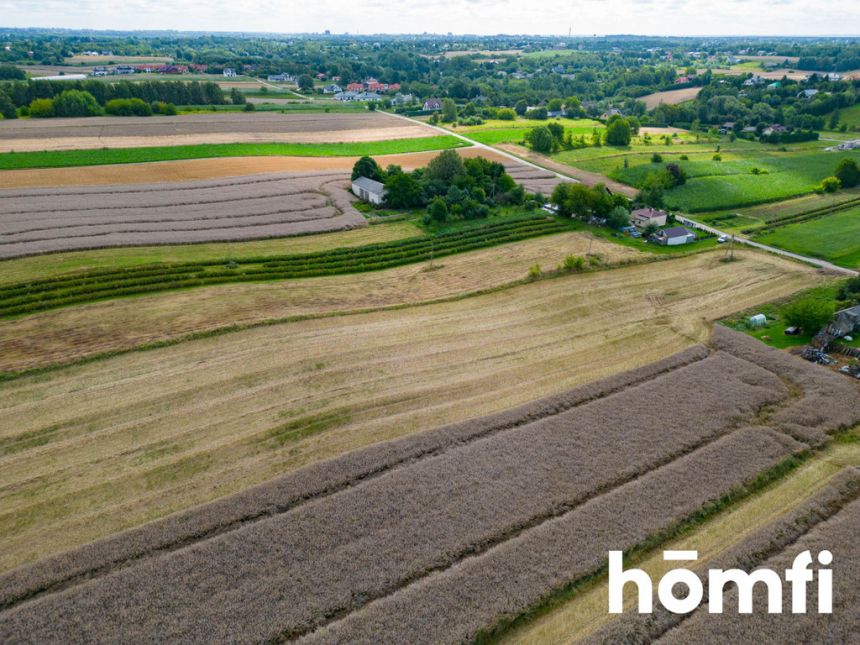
{"left": 351, "top": 176, "right": 386, "bottom": 205}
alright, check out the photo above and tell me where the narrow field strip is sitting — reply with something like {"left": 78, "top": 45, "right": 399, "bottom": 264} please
{"left": 0, "top": 136, "right": 468, "bottom": 170}
{"left": 0, "top": 217, "right": 570, "bottom": 317}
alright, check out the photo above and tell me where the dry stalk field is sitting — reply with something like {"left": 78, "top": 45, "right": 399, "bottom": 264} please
{"left": 0, "top": 250, "right": 826, "bottom": 573}
{"left": 0, "top": 112, "right": 433, "bottom": 152}
{"left": 0, "top": 230, "right": 640, "bottom": 373}
{"left": 0, "top": 171, "right": 366, "bottom": 258}
{"left": 1, "top": 328, "right": 858, "bottom": 643}
{"left": 639, "top": 86, "right": 703, "bottom": 110}
{"left": 0, "top": 147, "right": 514, "bottom": 190}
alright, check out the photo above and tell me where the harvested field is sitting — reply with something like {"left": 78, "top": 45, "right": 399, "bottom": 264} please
{"left": 0, "top": 148, "right": 508, "bottom": 190}
{"left": 0, "top": 171, "right": 366, "bottom": 258}
{"left": 0, "top": 230, "right": 638, "bottom": 373}
{"left": 0, "top": 112, "right": 435, "bottom": 152}
{"left": 1, "top": 330, "right": 858, "bottom": 643}
{"left": 0, "top": 250, "right": 827, "bottom": 570}
{"left": 639, "top": 86, "right": 703, "bottom": 110}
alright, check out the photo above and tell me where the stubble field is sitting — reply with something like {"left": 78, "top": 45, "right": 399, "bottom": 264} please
{"left": 0, "top": 248, "right": 826, "bottom": 572}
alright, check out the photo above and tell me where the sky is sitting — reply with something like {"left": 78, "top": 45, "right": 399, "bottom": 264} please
{"left": 2, "top": 0, "right": 859, "bottom": 37}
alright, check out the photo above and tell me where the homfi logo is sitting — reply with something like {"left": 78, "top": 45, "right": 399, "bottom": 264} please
{"left": 608, "top": 550, "right": 832, "bottom": 614}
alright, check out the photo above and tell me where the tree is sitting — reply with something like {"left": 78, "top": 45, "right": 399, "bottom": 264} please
{"left": 834, "top": 158, "right": 860, "bottom": 189}
{"left": 526, "top": 126, "right": 555, "bottom": 153}
{"left": 427, "top": 196, "right": 449, "bottom": 223}
{"left": 230, "top": 88, "right": 246, "bottom": 105}
{"left": 0, "top": 91, "right": 16, "bottom": 119}
{"left": 605, "top": 118, "right": 632, "bottom": 146}
{"left": 441, "top": 98, "right": 457, "bottom": 123}
{"left": 297, "top": 74, "right": 314, "bottom": 92}
{"left": 514, "top": 99, "right": 528, "bottom": 116}
{"left": 637, "top": 172, "right": 665, "bottom": 208}
{"left": 426, "top": 149, "right": 465, "bottom": 182}
{"left": 52, "top": 90, "right": 101, "bottom": 117}
{"left": 28, "top": 98, "right": 55, "bottom": 118}
{"left": 828, "top": 110, "right": 840, "bottom": 130}
{"left": 105, "top": 98, "right": 153, "bottom": 116}
{"left": 784, "top": 298, "right": 834, "bottom": 333}
{"left": 546, "top": 122, "right": 564, "bottom": 143}
{"left": 547, "top": 98, "right": 563, "bottom": 112}
{"left": 351, "top": 156, "right": 384, "bottom": 181}
{"left": 497, "top": 108, "right": 516, "bottom": 121}
{"left": 0, "top": 64, "right": 26, "bottom": 80}
{"left": 606, "top": 206, "right": 631, "bottom": 229}
{"left": 384, "top": 172, "right": 424, "bottom": 208}
{"left": 663, "top": 163, "right": 687, "bottom": 187}
{"left": 564, "top": 96, "right": 582, "bottom": 117}
{"left": 550, "top": 183, "right": 596, "bottom": 219}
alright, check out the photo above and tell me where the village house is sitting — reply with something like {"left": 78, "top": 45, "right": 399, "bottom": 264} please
{"left": 423, "top": 98, "right": 442, "bottom": 111}
{"left": 267, "top": 73, "right": 295, "bottom": 83}
{"left": 391, "top": 93, "right": 414, "bottom": 106}
{"left": 600, "top": 107, "right": 622, "bottom": 120}
{"left": 322, "top": 84, "right": 343, "bottom": 94}
{"left": 654, "top": 226, "right": 696, "bottom": 246}
{"left": 631, "top": 207, "right": 669, "bottom": 228}
{"left": 832, "top": 305, "right": 860, "bottom": 337}
{"left": 351, "top": 176, "right": 387, "bottom": 205}
{"left": 222, "top": 68, "right": 238, "bottom": 78}
{"left": 346, "top": 82, "right": 365, "bottom": 92}
{"left": 797, "top": 89, "right": 819, "bottom": 99}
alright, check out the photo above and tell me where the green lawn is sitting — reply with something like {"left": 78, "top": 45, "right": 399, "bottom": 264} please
{"left": 0, "top": 136, "right": 469, "bottom": 170}
{"left": 450, "top": 118, "right": 603, "bottom": 145}
{"left": 755, "top": 205, "right": 860, "bottom": 269}
{"left": 829, "top": 104, "right": 860, "bottom": 129}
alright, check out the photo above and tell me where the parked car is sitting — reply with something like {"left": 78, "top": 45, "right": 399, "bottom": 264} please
{"left": 784, "top": 326, "right": 800, "bottom": 335}
{"left": 717, "top": 235, "right": 729, "bottom": 243}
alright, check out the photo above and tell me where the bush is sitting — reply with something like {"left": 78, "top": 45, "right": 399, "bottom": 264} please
{"left": 526, "top": 126, "right": 555, "bottom": 153}
{"left": 651, "top": 153, "right": 663, "bottom": 163}
{"left": 605, "top": 118, "right": 632, "bottom": 146}
{"left": 105, "top": 98, "right": 153, "bottom": 117}
{"left": 562, "top": 255, "right": 586, "bottom": 272}
{"left": 497, "top": 108, "right": 516, "bottom": 121}
{"left": 151, "top": 101, "right": 177, "bottom": 115}
{"left": 0, "top": 91, "right": 17, "bottom": 119}
{"left": 52, "top": 90, "right": 101, "bottom": 117}
{"left": 528, "top": 264, "right": 542, "bottom": 279}
{"left": 28, "top": 98, "right": 54, "bottom": 118}
{"left": 834, "top": 158, "right": 859, "bottom": 189}
{"left": 243, "top": 102, "right": 256, "bottom": 112}
{"left": 815, "top": 176, "right": 841, "bottom": 194}
{"left": 712, "top": 153, "right": 722, "bottom": 161}
{"left": 679, "top": 154, "right": 689, "bottom": 161}
{"left": 427, "top": 197, "right": 449, "bottom": 223}
{"left": 784, "top": 297, "right": 835, "bottom": 333}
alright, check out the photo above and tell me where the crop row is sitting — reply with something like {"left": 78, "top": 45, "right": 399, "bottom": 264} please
{"left": 587, "top": 467, "right": 860, "bottom": 644}
{"left": 0, "top": 218, "right": 568, "bottom": 317}
{"left": 661, "top": 492, "right": 860, "bottom": 643}
{"left": 0, "top": 347, "right": 795, "bottom": 642}
{"left": 0, "top": 345, "right": 709, "bottom": 612}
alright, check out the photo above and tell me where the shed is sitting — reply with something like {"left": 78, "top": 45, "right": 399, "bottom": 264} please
{"left": 832, "top": 305, "right": 860, "bottom": 336}
{"left": 351, "top": 176, "right": 386, "bottom": 205}
{"left": 748, "top": 314, "right": 767, "bottom": 328}
{"left": 654, "top": 226, "right": 696, "bottom": 246}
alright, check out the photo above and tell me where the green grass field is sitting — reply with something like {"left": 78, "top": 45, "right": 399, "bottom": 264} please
{"left": 829, "top": 104, "right": 860, "bottom": 129}
{"left": 450, "top": 118, "right": 604, "bottom": 145}
{"left": 0, "top": 136, "right": 468, "bottom": 170}
{"left": 560, "top": 142, "right": 860, "bottom": 212}
{"left": 755, "top": 205, "right": 860, "bottom": 269}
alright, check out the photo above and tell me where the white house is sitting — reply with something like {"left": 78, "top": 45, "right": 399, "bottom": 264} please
{"left": 223, "top": 68, "right": 238, "bottom": 78}
{"left": 322, "top": 84, "right": 342, "bottom": 94}
{"left": 352, "top": 176, "right": 386, "bottom": 205}
{"left": 631, "top": 207, "right": 668, "bottom": 229}
{"left": 655, "top": 226, "right": 696, "bottom": 246}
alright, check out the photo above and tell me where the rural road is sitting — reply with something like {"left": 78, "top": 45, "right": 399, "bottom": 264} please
{"left": 676, "top": 215, "right": 859, "bottom": 276}
{"left": 390, "top": 110, "right": 859, "bottom": 277}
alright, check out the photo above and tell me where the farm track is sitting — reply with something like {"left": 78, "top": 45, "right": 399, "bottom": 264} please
{"left": 1, "top": 328, "right": 858, "bottom": 643}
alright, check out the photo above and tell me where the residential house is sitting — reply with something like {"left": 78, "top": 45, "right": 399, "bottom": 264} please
{"left": 91, "top": 66, "right": 109, "bottom": 77}
{"left": 675, "top": 75, "right": 692, "bottom": 84}
{"left": 797, "top": 89, "right": 819, "bottom": 99}
{"left": 600, "top": 108, "right": 622, "bottom": 120}
{"left": 832, "top": 305, "right": 860, "bottom": 336}
{"left": 391, "top": 93, "right": 414, "bottom": 106}
{"left": 346, "top": 82, "right": 365, "bottom": 92}
{"left": 762, "top": 124, "right": 789, "bottom": 136}
{"left": 743, "top": 75, "right": 765, "bottom": 86}
{"left": 352, "top": 176, "right": 386, "bottom": 205}
{"left": 423, "top": 98, "right": 442, "bottom": 111}
{"left": 322, "top": 84, "right": 343, "bottom": 94}
{"left": 268, "top": 73, "right": 295, "bottom": 83}
{"left": 223, "top": 68, "right": 238, "bottom": 78}
{"left": 631, "top": 207, "right": 668, "bottom": 229}
{"left": 718, "top": 121, "right": 735, "bottom": 135}
{"left": 112, "top": 65, "right": 135, "bottom": 75}
{"left": 654, "top": 226, "right": 696, "bottom": 246}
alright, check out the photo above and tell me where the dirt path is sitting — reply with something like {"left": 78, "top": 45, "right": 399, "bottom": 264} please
{"left": 495, "top": 144, "right": 638, "bottom": 197}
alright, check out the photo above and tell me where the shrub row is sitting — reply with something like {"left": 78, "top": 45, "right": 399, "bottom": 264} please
{"left": 744, "top": 195, "right": 860, "bottom": 235}
{"left": 0, "top": 218, "right": 568, "bottom": 317}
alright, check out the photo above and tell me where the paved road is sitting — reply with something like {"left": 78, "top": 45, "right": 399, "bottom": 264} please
{"left": 391, "top": 111, "right": 859, "bottom": 277}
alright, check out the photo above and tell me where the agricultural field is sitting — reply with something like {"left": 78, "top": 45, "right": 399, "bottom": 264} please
{"left": 755, "top": 204, "right": 860, "bottom": 269}
{"left": 0, "top": 248, "right": 826, "bottom": 572}
{"left": 1, "top": 326, "right": 857, "bottom": 642}
{"left": 638, "top": 86, "right": 703, "bottom": 110}
{"left": 0, "top": 171, "right": 368, "bottom": 258}
{"left": 555, "top": 139, "right": 860, "bottom": 212}
{"left": 0, "top": 111, "right": 437, "bottom": 153}
{"left": 450, "top": 118, "right": 604, "bottom": 145}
